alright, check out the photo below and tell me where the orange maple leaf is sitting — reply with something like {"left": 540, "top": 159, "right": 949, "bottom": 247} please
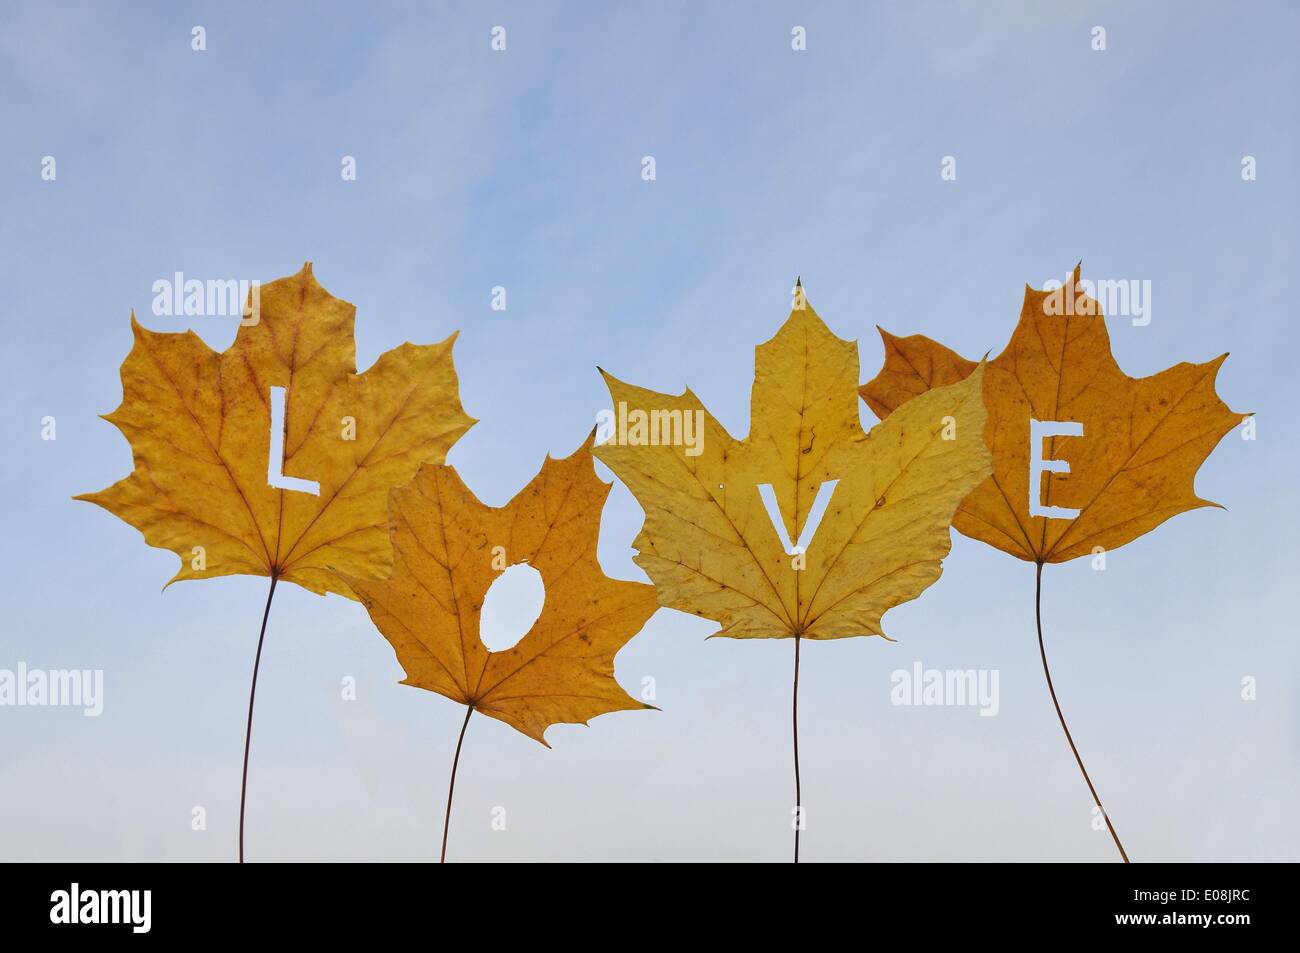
{"left": 861, "top": 266, "right": 1248, "bottom": 563}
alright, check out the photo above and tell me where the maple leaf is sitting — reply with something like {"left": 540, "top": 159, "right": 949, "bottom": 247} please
{"left": 338, "top": 436, "right": 659, "bottom": 746}
{"left": 593, "top": 291, "right": 991, "bottom": 641}
{"left": 76, "top": 263, "right": 475, "bottom": 596}
{"left": 76, "top": 263, "right": 476, "bottom": 862}
{"left": 860, "top": 266, "right": 1248, "bottom": 563}
{"left": 862, "top": 265, "right": 1249, "bottom": 863}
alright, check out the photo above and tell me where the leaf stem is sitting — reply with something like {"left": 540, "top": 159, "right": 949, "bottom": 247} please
{"left": 792, "top": 634, "right": 802, "bottom": 864}
{"left": 1034, "top": 561, "right": 1129, "bottom": 862}
{"left": 239, "top": 573, "right": 279, "bottom": 864}
{"left": 441, "top": 705, "right": 474, "bottom": 863}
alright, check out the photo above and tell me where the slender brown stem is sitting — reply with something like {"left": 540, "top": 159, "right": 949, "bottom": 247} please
{"left": 1034, "top": 562, "right": 1129, "bottom": 862}
{"left": 792, "top": 634, "right": 802, "bottom": 864}
{"left": 441, "top": 705, "right": 474, "bottom": 863}
{"left": 239, "top": 574, "right": 279, "bottom": 864}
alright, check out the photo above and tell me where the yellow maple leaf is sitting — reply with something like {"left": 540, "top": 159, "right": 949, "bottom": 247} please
{"left": 860, "top": 266, "right": 1248, "bottom": 563}
{"left": 593, "top": 290, "right": 992, "bottom": 642}
{"left": 76, "top": 263, "right": 475, "bottom": 596}
{"left": 338, "top": 437, "right": 659, "bottom": 746}
{"left": 77, "top": 263, "right": 476, "bottom": 862}
{"left": 861, "top": 266, "right": 1249, "bottom": 863}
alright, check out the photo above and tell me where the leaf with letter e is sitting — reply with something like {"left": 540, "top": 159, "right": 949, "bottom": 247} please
{"left": 860, "top": 265, "right": 1249, "bottom": 863}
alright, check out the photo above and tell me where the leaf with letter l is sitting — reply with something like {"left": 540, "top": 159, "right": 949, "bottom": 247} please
{"left": 77, "top": 263, "right": 474, "bottom": 861}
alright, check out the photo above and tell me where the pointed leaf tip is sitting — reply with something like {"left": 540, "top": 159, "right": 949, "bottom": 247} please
{"left": 78, "top": 263, "right": 474, "bottom": 600}
{"left": 864, "top": 271, "right": 1248, "bottom": 564}
{"left": 596, "top": 284, "right": 993, "bottom": 641}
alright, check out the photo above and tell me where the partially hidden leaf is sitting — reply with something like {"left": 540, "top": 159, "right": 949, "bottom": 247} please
{"left": 338, "top": 436, "right": 659, "bottom": 745}
{"left": 860, "top": 266, "right": 1249, "bottom": 563}
{"left": 593, "top": 290, "right": 992, "bottom": 640}
{"left": 77, "top": 263, "right": 475, "bottom": 596}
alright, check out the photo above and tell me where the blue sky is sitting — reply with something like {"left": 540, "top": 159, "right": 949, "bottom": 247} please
{"left": 1, "top": 0, "right": 1296, "bottom": 861}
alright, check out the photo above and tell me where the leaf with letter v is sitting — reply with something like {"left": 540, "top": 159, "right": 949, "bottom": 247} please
{"left": 595, "top": 280, "right": 991, "bottom": 860}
